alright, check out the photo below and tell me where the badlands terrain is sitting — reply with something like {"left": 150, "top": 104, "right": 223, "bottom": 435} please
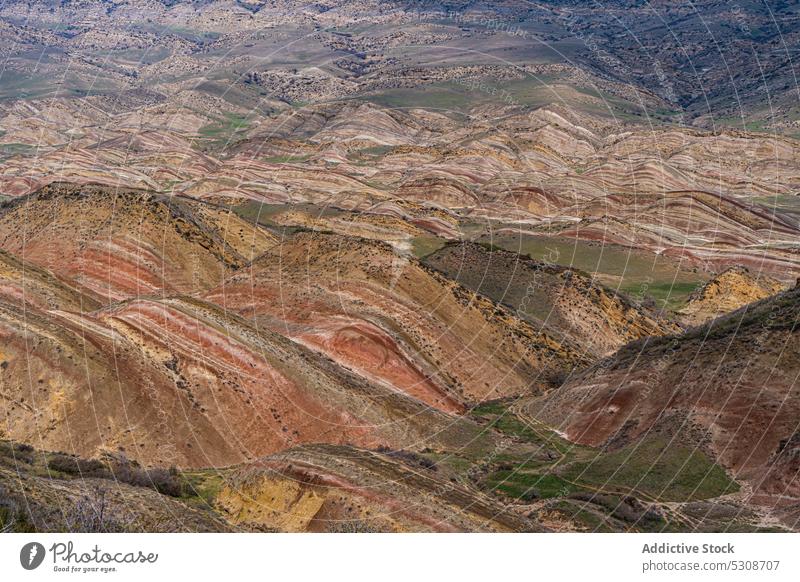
{"left": 1, "top": 0, "right": 800, "bottom": 532}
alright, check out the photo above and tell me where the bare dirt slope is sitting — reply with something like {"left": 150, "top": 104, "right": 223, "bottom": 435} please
{"left": 680, "top": 266, "right": 786, "bottom": 326}
{"left": 206, "top": 231, "right": 585, "bottom": 410}
{"left": 0, "top": 288, "right": 493, "bottom": 468}
{"left": 0, "top": 183, "right": 276, "bottom": 302}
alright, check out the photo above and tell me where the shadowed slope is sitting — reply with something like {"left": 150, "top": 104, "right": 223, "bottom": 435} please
{"left": 0, "top": 248, "right": 103, "bottom": 312}
{"left": 424, "top": 241, "right": 679, "bottom": 357}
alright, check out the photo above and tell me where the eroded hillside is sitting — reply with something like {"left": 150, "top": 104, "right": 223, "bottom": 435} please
{"left": 1, "top": 0, "right": 799, "bottom": 534}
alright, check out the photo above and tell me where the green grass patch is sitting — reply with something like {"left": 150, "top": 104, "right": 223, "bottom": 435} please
{"left": 197, "top": 112, "right": 251, "bottom": 151}
{"left": 488, "top": 414, "right": 540, "bottom": 442}
{"left": 562, "top": 437, "right": 738, "bottom": 502}
{"left": 181, "top": 470, "right": 226, "bottom": 507}
{"left": 0, "top": 143, "right": 36, "bottom": 158}
{"left": 198, "top": 112, "right": 250, "bottom": 137}
{"left": 231, "top": 201, "right": 288, "bottom": 226}
{"left": 470, "top": 401, "right": 509, "bottom": 416}
{"left": 231, "top": 201, "right": 344, "bottom": 228}
{"left": 411, "top": 235, "right": 448, "bottom": 259}
{"left": 364, "top": 85, "right": 474, "bottom": 112}
{"left": 488, "top": 471, "right": 582, "bottom": 501}
{"left": 467, "top": 405, "right": 739, "bottom": 509}
{"left": 355, "top": 145, "right": 394, "bottom": 157}
{"left": 621, "top": 281, "right": 702, "bottom": 311}
{"left": 485, "top": 233, "right": 706, "bottom": 310}
{"left": 261, "top": 154, "right": 311, "bottom": 164}
{"left": 753, "top": 194, "right": 800, "bottom": 217}
{"left": 472, "top": 401, "right": 539, "bottom": 441}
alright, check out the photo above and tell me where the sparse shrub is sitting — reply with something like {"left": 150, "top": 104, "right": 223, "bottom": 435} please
{"left": 47, "top": 454, "right": 108, "bottom": 477}
{"left": 0, "top": 485, "right": 20, "bottom": 533}
{"left": 610, "top": 501, "right": 640, "bottom": 522}
{"left": 0, "top": 484, "right": 34, "bottom": 532}
{"left": 642, "top": 504, "right": 663, "bottom": 523}
{"left": 641, "top": 295, "right": 658, "bottom": 311}
{"left": 568, "top": 492, "right": 663, "bottom": 525}
{"left": 64, "top": 486, "right": 140, "bottom": 533}
{"left": 376, "top": 447, "right": 438, "bottom": 472}
{"left": 145, "top": 467, "right": 185, "bottom": 497}
{"left": 6, "top": 442, "right": 36, "bottom": 464}
{"left": 548, "top": 367, "right": 572, "bottom": 387}
{"left": 108, "top": 454, "right": 185, "bottom": 497}
{"left": 327, "top": 519, "right": 382, "bottom": 533}
{"left": 48, "top": 451, "right": 185, "bottom": 498}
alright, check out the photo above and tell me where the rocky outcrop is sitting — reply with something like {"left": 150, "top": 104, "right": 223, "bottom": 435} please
{"left": 680, "top": 266, "right": 785, "bottom": 325}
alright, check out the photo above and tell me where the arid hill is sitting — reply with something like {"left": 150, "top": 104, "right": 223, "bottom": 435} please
{"left": 5, "top": 103, "right": 800, "bottom": 285}
{"left": 0, "top": 439, "right": 541, "bottom": 533}
{"left": 424, "top": 241, "right": 679, "bottom": 357}
{"left": 526, "top": 285, "right": 800, "bottom": 507}
{"left": 680, "top": 266, "right": 786, "bottom": 326}
{"left": 206, "top": 231, "right": 585, "bottom": 410}
{"left": 0, "top": 183, "right": 276, "bottom": 302}
{"left": 0, "top": 286, "right": 493, "bottom": 467}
